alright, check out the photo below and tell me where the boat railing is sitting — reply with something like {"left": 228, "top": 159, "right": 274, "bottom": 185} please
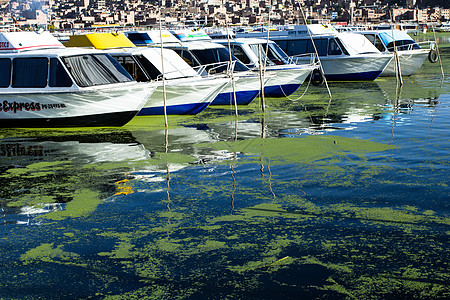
{"left": 415, "top": 40, "right": 436, "bottom": 51}
{"left": 387, "top": 40, "right": 436, "bottom": 52}
{"left": 154, "top": 68, "right": 192, "bottom": 81}
{"left": 288, "top": 53, "right": 319, "bottom": 65}
{"left": 193, "top": 61, "right": 234, "bottom": 76}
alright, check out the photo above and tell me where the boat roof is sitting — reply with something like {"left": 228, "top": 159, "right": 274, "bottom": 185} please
{"left": 214, "top": 38, "right": 275, "bottom": 45}
{"left": 63, "top": 32, "right": 135, "bottom": 49}
{"left": 105, "top": 47, "right": 198, "bottom": 79}
{"left": 0, "top": 46, "right": 107, "bottom": 58}
{"left": 337, "top": 32, "right": 381, "bottom": 55}
{"left": 124, "top": 30, "right": 180, "bottom": 45}
{"left": 170, "top": 29, "right": 212, "bottom": 42}
{"left": 235, "top": 24, "right": 338, "bottom": 38}
{"left": 164, "top": 41, "right": 226, "bottom": 51}
{"left": 0, "top": 31, "right": 65, "bottom": 52}
{"left": 357, "top": 29, "right": 415, "bottom": 44}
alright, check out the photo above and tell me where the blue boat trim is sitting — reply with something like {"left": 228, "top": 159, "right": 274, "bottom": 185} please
{"left": 138, "top": 102, "right": 210, "bottom": 116}
{"left": 211, "top": 90, "right": 259, "bottom": 105}
{"left": 264, "top": 84, "right": 302, "bottom": 97}
{"left": 325, "top": 70, "right": 382, "bottom": 81}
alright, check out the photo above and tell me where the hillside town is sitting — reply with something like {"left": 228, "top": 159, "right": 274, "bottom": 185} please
{"left": 0, "top": 0, "right": 449, "bottom": 30}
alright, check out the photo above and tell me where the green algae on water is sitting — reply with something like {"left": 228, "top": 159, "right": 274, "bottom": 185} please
{"left": 196, "top": 135, "right": 397, "bottom": 166}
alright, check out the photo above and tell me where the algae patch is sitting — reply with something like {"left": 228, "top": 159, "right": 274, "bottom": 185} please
{"left": 41, "top": 189, "right": 101, "bottom": 220}
{"left": 20, "top": 243, "right": 80, "bottom": 264}
{"left": 196, "top": 135, "right": 397, "bottom": 165}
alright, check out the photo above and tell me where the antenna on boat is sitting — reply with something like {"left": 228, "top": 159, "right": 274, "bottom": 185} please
{"left": 225, "top": 16, "right": 238, "bottom": 117}
{"left": 159, "top": 5, "right": 168, "bottom": 128}
{"left": 299, "top": 7, "right": 332, "bottom": 99}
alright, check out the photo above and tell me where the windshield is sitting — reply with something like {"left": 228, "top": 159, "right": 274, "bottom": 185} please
{"left": 191, "top": 48, "right": 249, "bottom": 72}
{"left": 248, "top": 44, "right": 276, "bottom": 66}
{"left": 62, "top": 54, "right": 133, "bottom": 87}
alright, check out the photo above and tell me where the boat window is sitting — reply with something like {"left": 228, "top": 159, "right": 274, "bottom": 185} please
{"left": 191, "top": 48, "right": 249, "bottom": 72}
{"left": 313, "top": 39, "right": 329, "bottom": 56}
{"left": 112, "top": 55, "right": 151, "bottom": 81}
{"left": 335, "top": 38, "right": 350, "bottom": 55}
{"left": 248, "top": 44, "right": 275, "bottom": 66}
{"left": 275, "top": 38, "right": 328, "bottom": 57}
{"left": 364, "top": 34, "right": 385, "bottom": 52}
{"left": 230, "top": 45, "right": 251, "bottom": 64}
{"left": 175, "top": 49, "right": 199, "bottom": 67}
{"left": 49, "top": 58, "right": 73, "bottom": 87}
{"left": 12, "top": 58, "right": 48, "bottom": 88}
{"left": 125, "top": 32, "right": 152, "bottom": 46}
{"left": 268, "top": 43, "right": 290, "bottom": 64}
{"left": 62, "top": 54, "right": 133, "bottom": 87}
{"left": 275, "top": 40, "right": 288, "bottom": 53}
{"left": 132, "top": 55, "right": 161, "bottom": 80}
{"left": 328, "top": 38, "right": 343, "bottom": 55}
{"left": 386, "top": 40, "right": 420, "bottom": 52}
{"left": 0, "top": 58, "right": 11, "bottom": 87}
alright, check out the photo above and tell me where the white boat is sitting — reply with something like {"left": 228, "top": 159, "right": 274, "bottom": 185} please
{"left": 436, "top": 22, "right": 450, "bottom": 32}
{"left": 124, "top": 30, "right": 270, "bottom": 105}
{"left": 212, "top": 38, "right": 318, "bottom": 97}
{"left": 354, "top": 29, "right": 437, "bottom": 76}
{"left": 64, "top": 32, "right": 229, "bottom": 115}
{"left": 235, "top": 24, "right": 393, "bottom": 81}
{"left": 0, "top": 31, "right": 156, "bottom": 128}
{"left": 171, "top": 29, "right": 317, "bottom": 97}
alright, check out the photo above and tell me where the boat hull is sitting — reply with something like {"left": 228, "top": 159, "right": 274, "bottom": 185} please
{"left": 0, "top": 82, "right": 155, "bottom": 128}
{"left": 138, "top": 76, "right": 228, "bottom": 115}
{"left": 263, "top": 66, "right": 315, "bottom": 97}
{"left": 381, "top": 50, "right": 428, "bottom": 77}
{"left": 211, "top": 73, "right": 263, "bottom": 106}
{"left": 295, "top": 54, "right": 392, "bottom": 81}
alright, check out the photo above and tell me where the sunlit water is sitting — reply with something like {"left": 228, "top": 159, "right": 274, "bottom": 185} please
{"left": 1, "top": 34, "right": 449, "bottom": 299}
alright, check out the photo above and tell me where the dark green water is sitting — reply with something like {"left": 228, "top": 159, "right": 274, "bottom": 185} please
{"left": 0, "top": 34, "right": 449, "bottom": 299}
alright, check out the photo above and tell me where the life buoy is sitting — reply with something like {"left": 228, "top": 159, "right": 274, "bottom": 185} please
{"left": 311, "top": 69, "right": 325, "bottom": 86}
{"left": 428, "top": 49, "right": 438, "bottom": 63}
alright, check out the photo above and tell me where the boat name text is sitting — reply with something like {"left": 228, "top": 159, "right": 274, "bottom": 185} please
{"left": 0, "top": 101, "right": 67, "bottom": 113}
{"left": 0, "top": 143, "right": 45, "bottom": 157}
{"left": 0, "top": 42, "right": 9, "bottom": 49}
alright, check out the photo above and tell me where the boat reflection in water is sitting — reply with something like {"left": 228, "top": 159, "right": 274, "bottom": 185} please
{"left": 0, "top": 129, "right": 150, "bottom": 225}
{"left": 1, "top": 74, "right": 442, "bottom": 225}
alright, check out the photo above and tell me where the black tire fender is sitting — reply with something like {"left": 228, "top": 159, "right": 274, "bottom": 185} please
{"left": 311, "top": 68, "right": 325, "bottom": 86}
{"left": 428, "top": 49, "right": 438, "bottom": 63}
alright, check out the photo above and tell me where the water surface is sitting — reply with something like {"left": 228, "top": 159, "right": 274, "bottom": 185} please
{"left": 0, "top": 34, "right": 449, "bottom": 299}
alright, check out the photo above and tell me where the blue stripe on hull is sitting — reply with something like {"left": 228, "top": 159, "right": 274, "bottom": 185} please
{"left": 211, "top": 90, "right": 259, "bottom": 105}
{"left": 325, "top": 70, "right": 382, "bottom": 81}
{"left": 137, "top": 102, "right": 210, "bottom": 116}
{"left": 264, "top": 84, "right": 301, "bottom": 97}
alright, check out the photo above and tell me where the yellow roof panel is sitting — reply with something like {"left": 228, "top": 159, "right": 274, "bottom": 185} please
{"left": 63, "top": 33, "right": 135, "bottom": 49}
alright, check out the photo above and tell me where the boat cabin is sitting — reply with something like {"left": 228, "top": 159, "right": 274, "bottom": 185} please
{"left": 214, "top": 38, "right": 292, "bottom": 69}
{"left": 235, "top": 24, "right": 381, "bottom": 59}
{"left": 356, "top": 30, "right": 421, "bottom": 52}
{"left": 0, "top": 32, "right": 134, "bottom": 92}
{"left": 164, "top": 41, "right": 250, "bottom": 74}
{"left": 63, "top": 32, "right": 199, "bottom": 81}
